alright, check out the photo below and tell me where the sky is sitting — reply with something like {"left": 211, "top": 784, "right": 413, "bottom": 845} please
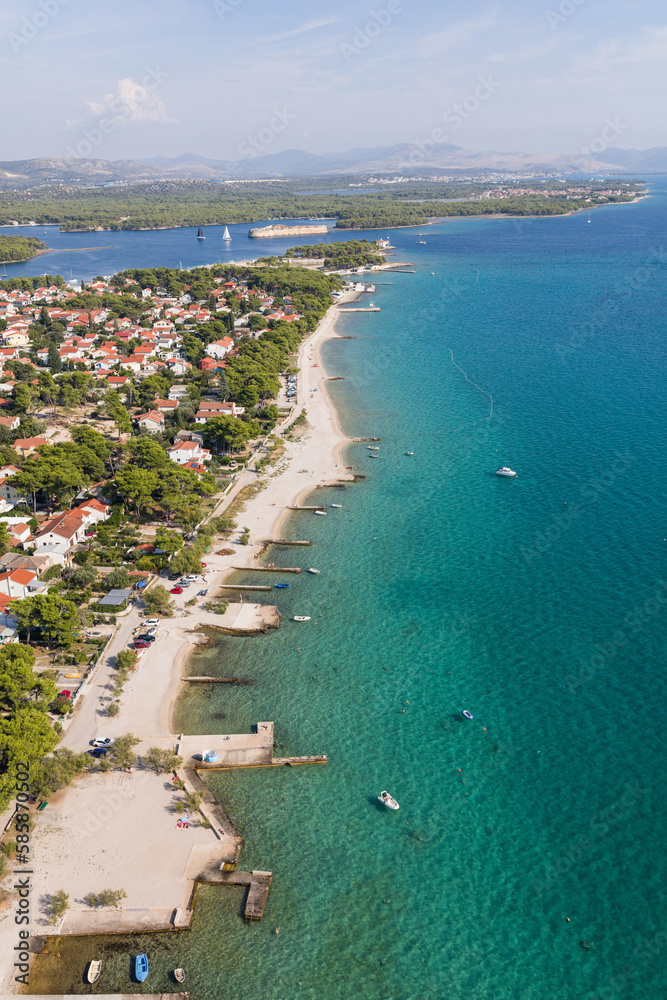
{"left": 1, "top": 0, "right": 665, "bottom": 162}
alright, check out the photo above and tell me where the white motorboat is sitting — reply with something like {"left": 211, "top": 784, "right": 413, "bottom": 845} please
{"left": 368, "top": 446, "right": 380, "bottom": 450}
{"left": 331, "top": 504, "right": 343, "bottom": 508}
{"left": 314, "top": 510, "right": 327, "bottom": 515}
{"left": 496, "top": 467, "right": 517, "bottom": 477}
{"left": 405, "top": 451, "right": 414, "bottom": 456}
{"left": 293, "top": 615, "right": 311, "bottom": 622}
{"left": 378, "top": 790, "right": 399, "bottom": 810}
{"left": 174, "top": 968, "right": 185, "bottom": 984}
{"left": 461, "top": 709, "right": 474, "bottom": 720}
{"left": 307, "top": 568, "right": 321, "bottom": 574}
{"left": 369, "top": 453, "right": 379, "bottom": 458}
{"left": 87, "top": 960, "right": 102, "bottom": 984}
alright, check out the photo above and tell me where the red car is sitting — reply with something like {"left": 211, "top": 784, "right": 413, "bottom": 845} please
{"left": 134, "top": 640, "right": 150, "bottom": 649}
{"left": 60, "top": 690, "right": 71, "bottom": 699}
{"left": 170, "top": 586, "right": 183, "bottom": 594}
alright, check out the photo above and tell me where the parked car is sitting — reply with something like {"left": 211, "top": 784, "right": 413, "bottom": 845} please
{"left": 134, "top": 640, "right": 151, "bottom": 649}
{"left": 91, "top": 738, "right": 114, "bottom": 748}
{"left": 170, "top": 586, "right": 183, "bottom": 595}
{"left": 136, "top": 633, "right": 156, "bottom": 643}
{"left": 198, "top": 589, "right": 208, "bottom": 597}
{"left": 87, "top": 747, "right": 108, "bottom": 758}
{"left": 142, "top": 619, "right": 160, "bottom": 628}
{"left": 60, "top": 690, "right": 71, "bottom": 699}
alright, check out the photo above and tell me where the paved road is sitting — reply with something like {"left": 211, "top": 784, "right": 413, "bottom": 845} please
{"left": 61, "top": 605, "right": 143, "bottom": 752}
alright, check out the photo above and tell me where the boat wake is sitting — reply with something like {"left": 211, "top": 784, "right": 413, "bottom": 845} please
{"left": 447, "top": 348, "right": 494, "bottom": 432}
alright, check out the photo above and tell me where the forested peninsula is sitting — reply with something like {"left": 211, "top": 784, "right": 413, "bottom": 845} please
{"left": 0, "top": 234, "right": 48, "bottom": 262}
{"left": 0, "top": 179, "right": 644, "bottom": 233}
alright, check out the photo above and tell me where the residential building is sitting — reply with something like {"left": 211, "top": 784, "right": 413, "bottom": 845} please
{"left": 135, "top": 410, "right": 165, "bottom": 433}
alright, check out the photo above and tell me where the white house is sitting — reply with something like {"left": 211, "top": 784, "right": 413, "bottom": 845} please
{"left": 195, "top": 401, "right": 245, "bottom": 424}
{"left": 205, "top": 337, "right": 234, "bottom": 360}
{"left": 166, "top": 440, "right": 212, "bottom": 466}
{"left": 135, "top": 410, "right": 165, "bottom": 434}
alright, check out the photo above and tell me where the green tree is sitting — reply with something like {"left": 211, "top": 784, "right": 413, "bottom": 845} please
{"left": 142, "top": 585, "right": 173, "bottom": 617}
{"left": 0, "top": 644, "right": 56, "bottom": 711}
{"left": 48, "top": 889, "right": 69, "bottom": 925}
{"left": 32, "top": 748, "right": 89, "bottom": 799}
{"left": 103, "top": 566, "right": 130, "bottom": 591}
{"left": 114, "top": 464, "right": 159, "bottom": 515}
{"left": 12, "top": 383, "right": 32, "bottom": 414}
{"left": 109, "top": 733, "right": 140, "bottom": 770}
{"left": 169, "top": 546, "right": 202, "bottom": 576}
{"left": 143, "top": 747, "right": 183, "bottom": 773}
{"left": 10, "top": 593, "right": 83, "bottom": 646}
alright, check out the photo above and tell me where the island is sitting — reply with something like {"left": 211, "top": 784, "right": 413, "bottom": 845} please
{"left": 0, "top": 234, "right": 48, "bottom": 263}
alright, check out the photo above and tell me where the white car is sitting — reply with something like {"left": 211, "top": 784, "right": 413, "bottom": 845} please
{"left": 184, "top": 575, "right": 199, "bottom": 583}
{"left": 142, "top": 619, "right": 159, "bottom": 628}
{"left": 90, "top": 738, "right": 114, "bottom": 748}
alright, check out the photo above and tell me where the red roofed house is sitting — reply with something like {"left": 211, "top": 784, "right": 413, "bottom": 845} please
{"left": 0, "top": 466, "right": 26, "bottom": 506}
{"left": 153, "top": 398, "right": 178, "bottom": 413}
{"left": 135, "top": 410, "right": 165, "bottom": 434}
{"left": 166, "top": 440, "right": 211, "bottom": 466}
{"left": 205, "top": 337, "right": 234, "bottom": 360}
{"left": 0, "top": 415, "right": 20, "bottom": 432}
{"left": 195, "top": 401, "right": 245, "bottom": 423}
{"left": 13, "top": 437, "right": 49, "bottom": 458}
{"left": 0, "top": 567, "right": 47, "bottom": 600}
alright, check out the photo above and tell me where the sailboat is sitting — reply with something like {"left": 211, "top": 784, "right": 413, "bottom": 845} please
{"left": 197, "top": 227, "right": 205, "bottom": 240}
{"left": 417, "top": 232, "right": 426, "bottom": 244}
{"left": 1, "top": 264, "right": 7, "bottom": 279}
{"left": 222, "top": 226, "right": 232, "bottom": 241}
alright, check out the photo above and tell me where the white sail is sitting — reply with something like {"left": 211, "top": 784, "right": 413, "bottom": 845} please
{"left": 223, "top": 226, "right": 231, "bottom": 240}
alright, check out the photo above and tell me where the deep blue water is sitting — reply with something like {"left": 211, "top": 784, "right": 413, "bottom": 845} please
{"left": 26, "top": 183, "right": 667, "bottom": 999}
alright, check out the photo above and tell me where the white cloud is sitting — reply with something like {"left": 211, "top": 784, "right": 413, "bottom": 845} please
{"left": 85, "top": 77, "right": 176, "bottom": 127}
{"left": 263, "top": 17, "right": 338, "bottom": 43}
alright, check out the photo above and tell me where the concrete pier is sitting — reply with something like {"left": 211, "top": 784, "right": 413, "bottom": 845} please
{"left": 198, "top": 867, "right": 273, "bottom": 920}
{"left": 235, "top": 565, "right": 302, "bottom": 572}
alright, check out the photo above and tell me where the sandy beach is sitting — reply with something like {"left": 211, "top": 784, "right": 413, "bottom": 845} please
{"left": 0, "top": 289, "right": 358, "bottom": 994}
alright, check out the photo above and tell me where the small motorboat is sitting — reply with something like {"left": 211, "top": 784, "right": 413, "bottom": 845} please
{"left": 405, "top": 451, "right": 414, "bottom": 456}
{"left": 378, "top": 790, "right": 399, "bottom": 810}
{"left": 368, "top": 454, "right": 379, "bottom": 458}
{"left": 496, "top": 467, "right": 517, "bottom": 477}
{"left": 135, "top": 954, "right": 149, "bottom": 983}
{"left": 314, "top": 510, "right": 327, "bottom": 516}
{"left": 86, "top": 960, "right": 102, "bottom": 984}
{"left": 174, "top": 968, "right": 185, "bottom": 984}
{"left": 368, "top": 446, "right": 380, "bottom": 450}
{"left": 293, "top": 615, "right": 311, "bottom": 622}
{"left": 275, "top": 583, "right": 289, "bottom": 588}
{"left": 331, "top": 504, "right": 343, "bottom": 508}
{"left": 307, "top": 568, "right": 321, "bottom": 574}
{"left": 461, "top": 709, "right": 474, "bottom": 720}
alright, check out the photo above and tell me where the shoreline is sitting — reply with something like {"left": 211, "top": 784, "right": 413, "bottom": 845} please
{"left": 166, "top": 288, "right": 356, "bottom": 732}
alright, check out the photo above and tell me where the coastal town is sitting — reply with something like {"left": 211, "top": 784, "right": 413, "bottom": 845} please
{"left": 0, "top": 240, "right": 390, "bottom": 992}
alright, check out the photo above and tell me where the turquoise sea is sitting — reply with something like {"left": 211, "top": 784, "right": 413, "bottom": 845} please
{"left": 27, "top": 184, "right": 667, "bottom": 999}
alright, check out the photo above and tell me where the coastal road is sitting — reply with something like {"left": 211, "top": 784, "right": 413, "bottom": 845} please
{"left": 60, "top": 606, "right": 143, "bottom": 752}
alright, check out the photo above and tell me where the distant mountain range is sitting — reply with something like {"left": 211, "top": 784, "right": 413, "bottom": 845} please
{"left": 1, "top": 143, "right": 666, "bottom": 190}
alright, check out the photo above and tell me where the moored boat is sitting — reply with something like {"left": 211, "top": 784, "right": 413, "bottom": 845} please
{"left": 86, "top": 960, "right": 101, "bottom": 984}
{"left": 496, "top": 466, "right": 517, "bottom": 477}
{"left": 293, "top": 615, "right": 311, "bottom": 622}
{"left": 135, "top": 954, "right": 149, "bottom": 982}
{"left": 314, "top": 510, "right": 327, "bottom": 515}
{"left": 307, "top": 568, "right": 321, "bottom": 574}
{"left": 331, "top": 503, "right": 342, "bottom": 508}
{"left": 275, "top": 583, "right": 289, "bottom": 588}
{"left": 368, "top": 446, "right": 380, "bottom": 450}
{"left": 378, "top": 790, "right": 399, "bottom": 810}
{"left": 174, "top": 968, "right": 185, "bottom": 983}
{"left": 405, "top": 451, "right": 414, "bottom": 456}
{"left": 461, "top": 709, "right": 474, "bottom": 720}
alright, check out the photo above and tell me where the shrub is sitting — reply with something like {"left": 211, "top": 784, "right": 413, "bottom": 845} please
{"left": 84, "top": 888, "right": 127, "bottom": 908}
{"left": 48, "top": 889, "right": 69, "bottom": 925}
